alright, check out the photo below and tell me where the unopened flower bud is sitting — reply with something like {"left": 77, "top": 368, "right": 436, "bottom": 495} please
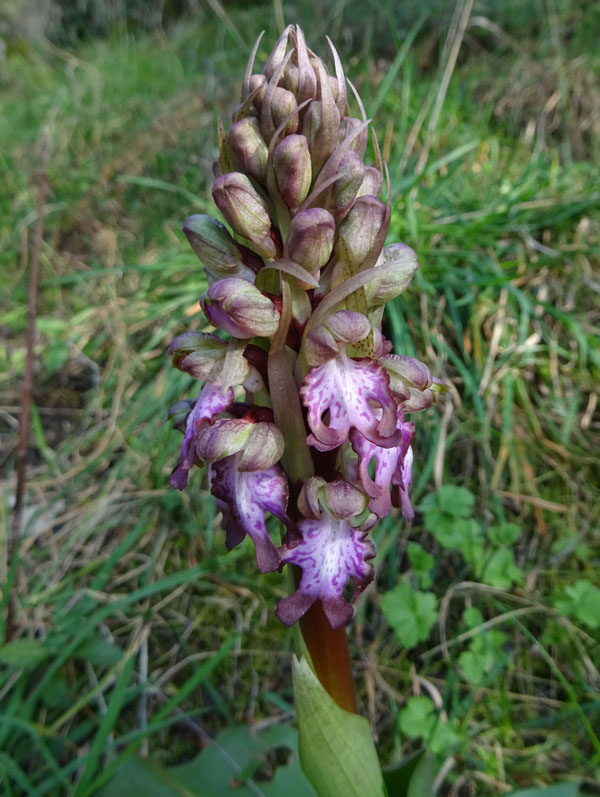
{"left": 212, "top": 172, "right": 277, "bottom": 258}
{"left": 183, "top": 214, "right": 258, "bottom": 283}
{"left": 168, "top": 331, "right": 249, "bottom": 384}
{"left": 357, "top": 166, "right": 383, "bottom": 198}
{"left": 285, "top": 208, "right": 335, "bottom": 274}
{"left": 365, "top": 244, "right": 418, "bottom": 306}
{"left": 203, "top": 277, "right": 280, "bottom": 339}
{"left": 228, "top": 118, "right": 269, "bottom": 184}
{"left": 304, "top": 310, "right": 371, "bottom": 366}
{"left": 380, "top": 354, "right": 446, "bottom": 412}
{"left": 336, "top": 195, "right": 387, "bottom": 271}
{"left": 168, "top": 399, "right": 193, "bottom": 431}
{"left": 196, "top": 417, "right": 284, "bottom": 471}
{"left": 273, "top": 134, "right": 312, "bottom": 212}
{"left": 270, "top": 87, "right": 299, "bottom": 136}
{"left": 298, "top": 477, "right": 367, "bottom": 521}
{"left": 322, "top": 479, "right": 368, "bottom": 520}
{"left": 303, "top": 98, "right": 340, "bottom": 175}
{"left": 196, "top": 418, "right": 252, "bottom": 462}
{"left": 249, "top": 74, "right": 267, "bottom": 111}
{"left": 283, "top": 62, "right": 299, "bottom": 94}
{"left": 237, "top": 420, "right": 285, "bottom": 471}
{"left": 323, "top": 150, "right": 365, "bottom": 222}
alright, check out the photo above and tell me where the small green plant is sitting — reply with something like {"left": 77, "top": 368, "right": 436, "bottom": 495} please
{"left": 554, "top": 579, "right": 600, "bottom": 630}
{"left": 397, "top": 696, "right": 460, "bottom": 757}
{"left": 380, "top": 579, "right": 438, "bottom": 650}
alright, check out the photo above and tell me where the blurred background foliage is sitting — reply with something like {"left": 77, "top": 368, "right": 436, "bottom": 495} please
{"left": 0, "top": 0, "right": 599, "bottom": 794}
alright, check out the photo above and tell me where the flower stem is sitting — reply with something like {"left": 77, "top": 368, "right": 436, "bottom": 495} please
{"left": 295, "top": 571, "right": 358, "bottom": 713}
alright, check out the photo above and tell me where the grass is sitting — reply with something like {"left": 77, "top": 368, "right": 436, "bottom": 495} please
{"left": 1, "top": 0, "right": 599, "bottom": 794}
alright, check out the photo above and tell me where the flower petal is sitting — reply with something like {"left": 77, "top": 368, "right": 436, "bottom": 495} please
{"left": 170, "top": 383, "right": 234, "bottom": 490}
{"left": 210, "top": 455, "right": 288, "bottom": 572}
{"left": 276, "top": 514, "right": 375, "bottom": 628}
{"left": 350, "top": 413, "right": 414, "bottom": 519}
{"left": 300, "top": 353, "right": 402, "bottom": 452}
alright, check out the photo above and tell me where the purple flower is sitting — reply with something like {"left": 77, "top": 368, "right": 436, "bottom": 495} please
{"left": 210, "top": 454, "right": 288, "bottom": 572}
{"left": 169, "top": 383, "right": 233, "bottom": 490}
{"left": 300, "top": 351, "right": 403, "bottom": 452}
{"left": 276, "top": 511, "right": 375, "bottom": 629}
{"left": 350, "top": 411, "right": 415, "bottom": 519}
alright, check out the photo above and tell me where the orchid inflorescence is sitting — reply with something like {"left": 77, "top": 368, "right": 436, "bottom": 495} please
{"left": 168, "top": 25, "right": 445, "bottom": 630}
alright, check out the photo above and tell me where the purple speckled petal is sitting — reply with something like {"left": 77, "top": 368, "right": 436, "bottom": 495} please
{"left": 396, "top": 444, "right": 414, "bottom": 521}
{"left": 210, "top": 455, "right": 288, "bottom": 572}
{"left": 170, "top": 383, "right": 233, "bottom": 490}
{"left": 350, "top": 412, "right": 415, "bottom": 519}
{"left": 276, "top": 514, "right": 375, "bottom": 628}
{"left": 300, "top": 353, "right": 402, "bottom": 452}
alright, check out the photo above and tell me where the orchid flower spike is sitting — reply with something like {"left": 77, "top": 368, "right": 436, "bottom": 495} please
{"left": 168, "top": 25, "right": 446, "bottom": 630}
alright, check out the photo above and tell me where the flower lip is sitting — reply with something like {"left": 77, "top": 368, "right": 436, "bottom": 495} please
{"left": 276, "top": 512, "right": 376, "bottom": 628}
{"left": 301, "top": 352, "right": 403, "bottom": 452}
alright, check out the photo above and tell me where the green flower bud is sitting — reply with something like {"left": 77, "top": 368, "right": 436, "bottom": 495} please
{"left": 203, "top": 277, "right": 281, "bottom": 339}
{"left": 323, "top": 150, "right": 365, "bottom": 222}
{"left": 285, "top": 208, "right": 335, "bottom": 274}
{"left": 183, "top": 214, "right": 258, "bottom": 283}
{"left": 283, "top": 61, "right": 299, "bottom": 94}
{"left": 298, "top": 476, "right": 368, "bottom": 520}
{"left": 228, "top": 117, "right": 269, "bottom": 184}
{"left": 365, "top": 244, "right": 418, "bottom": 306}
{"left": 336, "top": 195, "right": 387, "bottom": 271}
{"left": 212, "top": 172, "right": 277, "bottom": 258}
{"left": 196, "top": 417, "right": 284, "bottom": 471}
{"left": 304, "top": 98, "right": 340, "bottom": 176}
{"left": 273, "top": 134, "right": 312, "bottom": 212}
{"left": 249, "top": 73, "right": 267, "bottom": 112}
{"left": 357, "top": 166, "right": 383, "bottom": 198}
{"left": 380, "top": 354, "right": 447, "bottom": 412}
{"left": 304, "top": 310, "right": 371, "bottom": 366}
{"left": 270, "top": 87, "right": 299, "bottom": 136}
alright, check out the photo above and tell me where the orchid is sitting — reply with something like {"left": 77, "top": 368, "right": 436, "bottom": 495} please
{"left": 168, "top": 23, "right": 445, "bottom": 738}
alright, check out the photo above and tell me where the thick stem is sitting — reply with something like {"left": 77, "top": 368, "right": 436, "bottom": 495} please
{"left": 295, "top": 569, "right": 358, "bottom": 714}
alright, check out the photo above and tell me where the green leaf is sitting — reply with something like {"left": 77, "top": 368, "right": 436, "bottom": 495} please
{"left": 488, "top": 522, "right": 520, "bottom": 546}
{"left": 76, "top": 637, "right": 123, "bottom": 669}
{"left": 398, "top": 697, "right": 435, "bottom": 738}
{"left": 462, "top": 607, "right": 483, "bottom": 629}
{"left": 428, "top": 722, "right": 460, "bottom": 756}
{"left": 554, "top": 580, "right": 600, "bottom": 629}
{"left": 507, "top": 782, "right": 582, "bottom": 796}
{"left": 382, "top": 750, "right": 435, "bottom": 797}
{"left": 398, "top": 698, "right": 459, "bottom": 756}
{"left": 482, "top": 548, "right": 523, "bottom": 589}
{"left": 458, "top": 631, "right": 508, "bottom": 686}
{"left": 43, "top": 340, "right": 70, "bottom": 375}
{"left": 381, "top": 581, "right": 438, "bottom": 649}
{"left": 432, "top": 517, "right": 481, "bottom": 551}
{"left": 0, "top": 639, "right": 49, "bottom": 670}
{"left": 101, "top": 723, "right": 316, "bottom": 797}
{"left": 435, "top": 485, "right": 475, "bottom": 517}
{"left": 292, "top": 656, "right": 385, "bottom": 797}
{"left": 458, "top": 527, "right": 486, "bottom": 573}
{"left": 406, "top": 543, "right": 434, "bottom": 589}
